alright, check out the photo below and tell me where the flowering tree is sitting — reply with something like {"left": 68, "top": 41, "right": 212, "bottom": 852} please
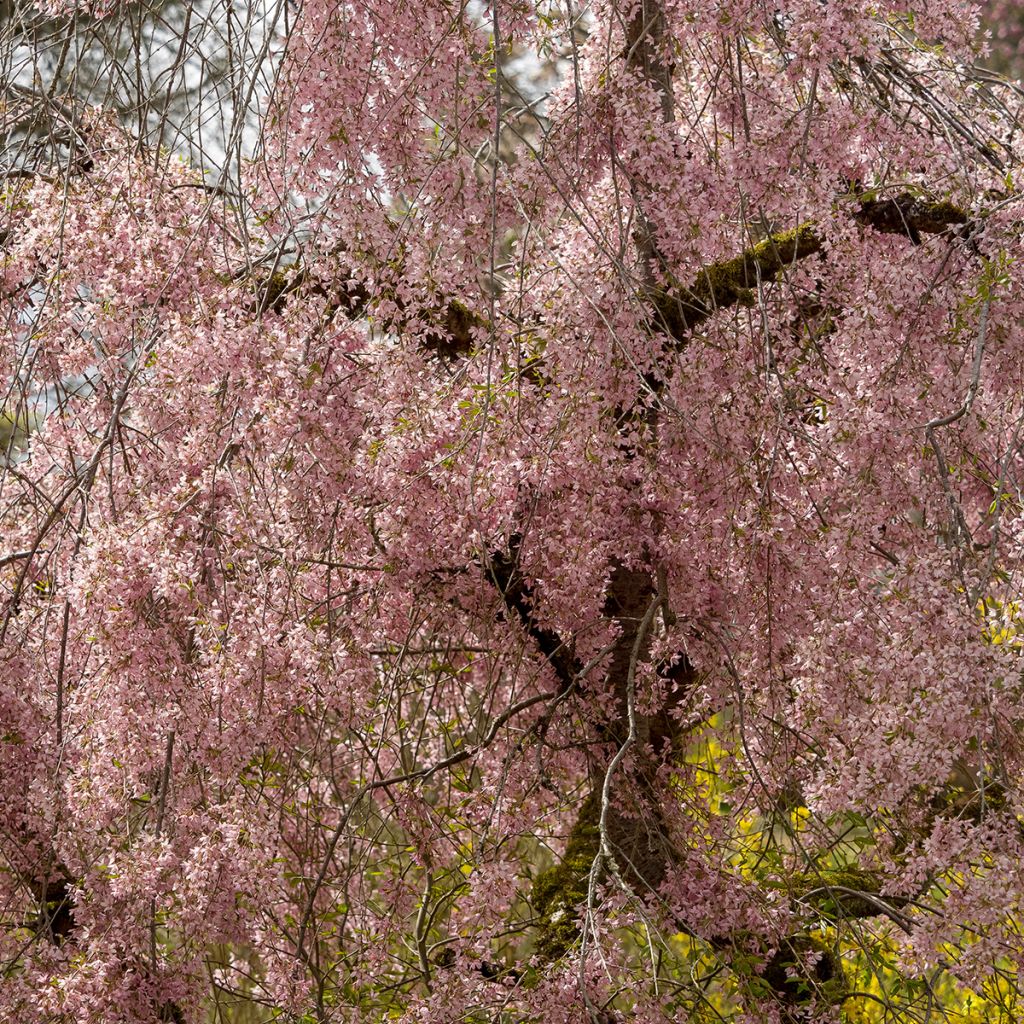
{"left": 4, "top": 1, "right": 1024, "bottom": 1021}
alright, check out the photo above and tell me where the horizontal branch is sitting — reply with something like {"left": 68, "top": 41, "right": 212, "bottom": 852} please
{"left": 259, "top": 266, "right": 484, "bottom": 358}
{"left": 258, "top": 194, "right": 971, "bottom": 365}
{"left": 647, "top": 193, "right": 969, "bottom": 343}
{"left": 792, "top": 867, "right": 913, "bottom": 926}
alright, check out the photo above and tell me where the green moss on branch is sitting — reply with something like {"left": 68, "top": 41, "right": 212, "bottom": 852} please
{"left": 791, "top": 867, "right": 910, "bottom": 921}
{"left": 649, "top": 194, "right": 970, "bottom": 344}
{"left": 531, "top": 792, "right": 601, "bottom": 960}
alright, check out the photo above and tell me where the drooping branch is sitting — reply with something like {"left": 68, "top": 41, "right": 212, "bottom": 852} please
{"left": 21, "top": 861, "right": 182, "bottom": 1021}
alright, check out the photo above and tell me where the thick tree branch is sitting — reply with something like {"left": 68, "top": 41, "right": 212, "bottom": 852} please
{"left": 259, "top": 195, "right": 969, "bottom": 363}
{"left": 487, "top": 539, "right": 585, "bottom": 694}
{"left": 648, "top": 194, "right": 969, "bottom": 342}
{"left": 261, "top": 265, "right": 484, "bottom": 358}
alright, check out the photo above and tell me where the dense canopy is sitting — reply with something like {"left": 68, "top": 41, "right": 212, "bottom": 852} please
{"left": 4, "top": 1, "right": 1024, "bottom": 1022}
